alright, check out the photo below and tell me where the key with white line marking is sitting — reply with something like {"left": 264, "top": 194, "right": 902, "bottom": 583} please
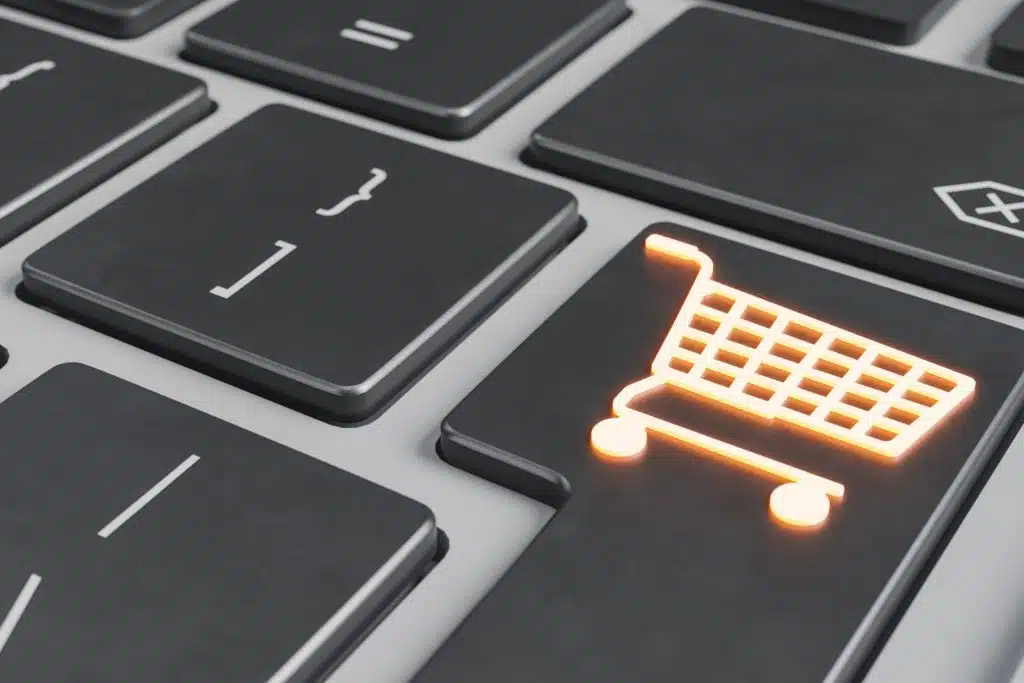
{"left": 210, "top": 241, "right": 296, "bottom": 299}
{"left": 96, "top": 454, "right": 200, "bottom": 538}
{"left": 0, "top": 575, "right": 41, "bottom": 657}
{"left": 0, "top": 364, "right": 437, "bottom": 682}
{"left": 183, "top": 0, "right": 629, "bottom": 138}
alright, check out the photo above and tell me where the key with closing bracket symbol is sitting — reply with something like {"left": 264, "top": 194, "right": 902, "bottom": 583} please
{"left": 210, "top": 240, "right": 296, "bottom": 300}
{"left": 316, "top": 168, "right": 388, "bottom": 217}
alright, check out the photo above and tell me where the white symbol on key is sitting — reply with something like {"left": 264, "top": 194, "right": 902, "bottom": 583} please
{"left": 316, "top": 168, "right": 388, "bottom": 217}
{"left": 211, "top": 241, "right": 296, "bottom": 300}
{"left": 0, "top": 574, "right": 41, "bottom": 657}
{"left": 98, "top": 455, "right": 200, "bottom": 538}
{"left": 341, "top": 20, "right": 413, "bottom": 50}
{"left": 0, "top": 60, "right": 55, "bottom": 93}
{"left": 934, "top": 180, "right": 1024, "bottom": 236}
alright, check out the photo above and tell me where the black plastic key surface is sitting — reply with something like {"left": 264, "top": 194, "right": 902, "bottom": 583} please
{"left": 716, "top": 0, "right": 956, "bottom": 43}
{"left": 2, "top": 0, "right": 207, "bottom": 37}
{"left": 0, "top": 18, "right": 210, "bottom": 247}
{"left": 530, "top": 8, "right": 1024, "bottom": 316}
{"left": 21, "top": 104, "right": 580, "bottom": 424}
{"left": 989, "top": 4, "right": 1024, "bottom": 76}
{"left": 415, "top": 223, "right": 1024, "bottom": 683}
{"left": 182, "top": 0, "right": 629, "bottom": 139}
{"left": 0, "top": 363, "right": 437, "bottom": 682}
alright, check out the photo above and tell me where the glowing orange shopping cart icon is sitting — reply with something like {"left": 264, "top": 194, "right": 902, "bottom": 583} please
{"left": 591, "top": 234, "right": 976, "bottom": 530}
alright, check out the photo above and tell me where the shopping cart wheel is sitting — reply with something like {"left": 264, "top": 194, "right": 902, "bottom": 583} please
{"left": 591, "top": 417, "right": 647, "bottom": 460}
{"left": 769, "top": 482, "right": 831, "bottom": 529}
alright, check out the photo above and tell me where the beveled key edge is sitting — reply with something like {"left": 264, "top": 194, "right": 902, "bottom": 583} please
{"left": 267, "top": 514, "right": 438, "bottom": 683}
{"left": 19, "top": 174, "right": 582, "bottom": 424}
{"left": 0, "top": 83, "right": 213, "bottom": 249}
{"left": 713, "top": 0, "right": 962, "bottom": 45}
{"left": 181, "top": 1, "right": 631, "bottom": 139}
{"left": 2, "top": 0, "right": 209, "bottom": 38}
{"left": 0, "top": 361, "right": 441, "bottom": 683}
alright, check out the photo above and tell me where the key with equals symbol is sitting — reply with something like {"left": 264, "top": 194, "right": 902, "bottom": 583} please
{"left": 341, "top": 19, "right": 414, "bottom": 50}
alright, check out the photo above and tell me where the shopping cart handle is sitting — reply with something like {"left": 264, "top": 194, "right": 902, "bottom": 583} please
{"left": 645, "top": 234, "right": 715, "bottom": 275}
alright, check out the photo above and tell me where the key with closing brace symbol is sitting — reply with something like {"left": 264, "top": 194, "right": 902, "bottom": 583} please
{"left": 591, "top": 234, "right": 976, "bottom": 529}
{"left": 316, "top": 168, "right": 387, "bottom": 218}
{"left": 21, "top": 105, "right": 581, "bottom": 423}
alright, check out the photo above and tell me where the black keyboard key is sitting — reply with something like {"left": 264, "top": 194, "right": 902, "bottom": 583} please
{"left": 530, "top": 8, "right": 1024, "bottom": 315}
{"left": 22, "top": 105, "right": 580, "bottom": 423}
{"left": 716, "top": 0, "right": 954, "bottom": 43}
{"left": 0, "top": 18, "right": 210, "bottom": 247}
{"left": 416, "top": 223, "right": 1024, "bottom": 683}
{"left": 0, "top": 363, "right": 437, "bottom": 682}
{"left": 989, "top": 4, "right": 1024, "bottom": 76}
{"left": 183, "top": 0, "right": 629, "bottom": 139}
{"left": 3, "top": 0, "right": 207, "bottom": 37}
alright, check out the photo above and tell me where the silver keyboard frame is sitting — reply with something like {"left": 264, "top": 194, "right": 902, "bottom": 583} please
{"left": 1, "top": 0, "right": 1023, "bottom": 681}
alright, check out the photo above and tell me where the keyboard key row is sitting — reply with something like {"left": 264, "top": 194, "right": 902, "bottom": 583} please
{"left": 13, "top": 5, "right": 1024, "bottom": 426}
{"left": 7, "top": 0, "right": 1020, "bottom": 155}
{"left": 0, "top": 17, "right": 211, "bottom": 248}
{"left": 11, "top": 5, "right": 1024, "bottom": 416}
{"left": 3, "top": 0, "right": 629, "bottom": 137}
{"left": 414, "top": 222, "right": 1024, "bottom": 682}
{"left": 0, "top": 363, "right": 437, "bottom": 682}
{"left": 21, "top": 104, "right": 582, "bottom": 423}
{"left": 2, "top": 0, "right": 968, "bottom": 47}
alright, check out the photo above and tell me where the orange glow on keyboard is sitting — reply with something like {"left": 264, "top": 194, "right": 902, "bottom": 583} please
{"left": 590, "top": 417, "right": 648, "bottom": 461}
{"left": 769, "top": 482, "right": 831, "bottom": 530}
{"left": 590, "top": 233, "right": 976, "bottom": 529}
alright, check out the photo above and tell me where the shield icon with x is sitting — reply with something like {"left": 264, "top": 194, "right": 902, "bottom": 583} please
{"left": 934, "top": 181, "right": 1024, "bottom": 236}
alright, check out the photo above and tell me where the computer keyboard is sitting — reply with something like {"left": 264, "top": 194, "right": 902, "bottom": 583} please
{"left": 3, "top": 1, "right": 1024, "bottom": 682}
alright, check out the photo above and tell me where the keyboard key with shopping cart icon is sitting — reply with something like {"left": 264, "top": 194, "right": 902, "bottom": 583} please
{"left": 414, "top": 223, "right": 1024, "bottom": 683}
